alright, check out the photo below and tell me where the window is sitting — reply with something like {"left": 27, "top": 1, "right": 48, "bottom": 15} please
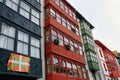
{"left": 60, "top": 60, "right": 66, "bottom": 74}
{"left": 69, "top": 9, "right": 72, "bottom": 17}
{"left": 62, "top": 17, "right": 66, "bottom": 27}
{"left": 60, "top": 1, "right": 64, "bottom": 10}
{"left": 47, "top": 57, "right": 51, "bottom": 73}
{"left": 53, "top": 57, "right": 59, "bottom": 73}
{"left": 0, "top": 23, "right": 15, "bottom": 51}
{"left": 79, "top": 46, "right": 83, "bottom": 55}
{"left": 67, "top": 21, "right": 71, "bottom": 31}
{"left": 6, "top": 0, "right": 19, "bottom": 12}
{"left": 76, "top": 27, "right": 79, "bottom": 36}
{"left": 65, "top": 6, "right": 68, "bottom": 13}
{"left": 99, "top": 50, "right": 103, "bottom": 57}
{"left": 20, "top": 1, "right": 30, "bottom": 19}
{"left": 103, "top": 63, "right": 107, "bottom": 71}
{"left": 45, "top": 29, "right": 50, "bottom": 42}
{"left": 78, "top": 66, "right": 83, "bottom": 78}
{"left": 74, "top": 43, "right": 79, "bottom": 53}
{"left": 31, "top": 9, "right": 40, "bottom": 25}
{"left": 73, "top": 12, "right": 76, "bottom": 20}
{"left": 55, "top": 0, "right": 59, "bottom": 5}
{"left": 67, "top": 62, "right": 72, "bottom": 76}
{"left": 17, "top": 31, "right": 28, "bottom": 55}
{"left": 82, "top": 67, "right": 87, "bottom": 79}
{"left": 52, "top": 30, "right": 57, "bottom": 41}
{"left": 70, "top": 40, "right": 74, "bottom": 51}
{"left": 56, "top": 13, "right": 61, "bottom": 24}
{"left": 30, "top": 37, "right": 40, "bottom": 58}
{"left": 58, "top": 33, "right": 63, "bottom": 46}
{"left": 73, "top": 64, "right": 78, "bottom": 77}
{"left": 50, "top": 8, "right": 55, "bottom": 18}
{"left": 64, "top": 37, "right": 68, "bottom": 45}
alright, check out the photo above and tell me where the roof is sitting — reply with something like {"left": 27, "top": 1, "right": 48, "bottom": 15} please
{"left": 76, "top": 11, "right": 94, "bottom": 29}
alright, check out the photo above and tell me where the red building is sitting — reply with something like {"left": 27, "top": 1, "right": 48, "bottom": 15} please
{"left": 44, "top": 0, "right": 88, "bottom": 80}
{"left": 95, "top": 40, "right": 120, "bottom": 80}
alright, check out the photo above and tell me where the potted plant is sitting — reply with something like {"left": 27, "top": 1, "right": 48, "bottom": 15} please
{"left": 65, "top": 45, "right": 71, "bottom": 50}
{"left": 54, "top": 39, "right": 59, "bottom": 45}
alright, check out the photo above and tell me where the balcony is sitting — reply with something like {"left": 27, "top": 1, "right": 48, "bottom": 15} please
{"left": 45, "top": 18, "right": 81, "bottom": 42}
{"left": 44, "top": 0, "right": 78, "bottom": 25}
{"left": 81, "top": 28, "right": 93, "bottom": 38}
{"left": 88, "top": 61, "right": 99, "bottom": 71}
{"left": 45, "top": 41, "right": 85, "bottom": 64}
{"left": 84, "top": 43, "right": 95, "bottom": 53}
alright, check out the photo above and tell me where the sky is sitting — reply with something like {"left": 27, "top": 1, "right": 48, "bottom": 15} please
{"left": 68, "top": 0, "right": 120, "bottom": 51}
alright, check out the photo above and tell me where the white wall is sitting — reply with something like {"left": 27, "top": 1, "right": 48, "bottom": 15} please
{"left": 38, "top": 0, "right": 45, "bottom": 80}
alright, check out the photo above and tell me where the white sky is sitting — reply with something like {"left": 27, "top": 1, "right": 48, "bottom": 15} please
{"left": 68, "top": 0, "right": 120, "bottom": 51}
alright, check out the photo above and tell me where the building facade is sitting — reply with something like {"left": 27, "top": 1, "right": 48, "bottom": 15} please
{"left": 95, "top": 40, "right": 111, "bottom": 80}
{"left": 76, "top": 12, "right": 102, "bottom": 80}
{"left": 95, "top": 40, "right": 120, "bottom": 80}
{"left": 44, "top": 0, "right": 88, "bottom": 80}
{"left": 0, "top": 0, "right": 43, "bottom": 80}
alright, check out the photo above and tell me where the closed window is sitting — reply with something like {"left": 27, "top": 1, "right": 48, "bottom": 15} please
{"left": 60, "top": 1, "right": 64, "bottom": 10}
{"left": 30, "top": 37, "right": 40, "bottom": 58}
{"left": 69, "top": 9, "right": 72, "bottom": 17}
{"left": 78, "top": 66, "right": 83, "bottom": 78}
{"left": 58, "top": 33, "right": 63, "bottom": 46}
{"left": 50, "top": 8, "right": 55, "bottom": 18}
{"left": 6, "top": 0, "right": 19, "bottom": 12}
{"left": 31, "top": 9, "right": 40, "bottom": 25}
{"left": 60, "top": 60, "right": 66, "bottom": 74}
{"left": 64, "top": 37, "right": 68, "bottom": 45}
{"left": 79, "top": 46, "right": 83, "bottom": 55}
{"left": 17, "top": 31, "right": 28, "bottom": 55}
{"left": 65, "top": 6, "right": 68, "bottom": 13}
{"left": 67, "top": 62, "right": 72, "bottom": 76}
{"left": 0, "top": 23, "right": 15, "bottom": 51}
{"left": 53, "top": 57, "right": 59, "bottom": 73}
{"left": 56, "top": 13, "right": 61, "bottom": 23}
{"left": 20, "top": 1, "right": 30, "bottom": 19}
{"left": 47, "top": 57, "right": 51, "bottom": 73}
{"left": 55, "top": 0, "right": 59, "bottom": 5}
{"left": 73, "top": 64, "right": 78, "bottom": 77}
{"left": 82, "top": 68, "right": 87, "bottom": 78}
{"left": 70, "top": 40, "right": 74, "bottom": 51}
{"left": 67, "top": 21, "right": 71, "bottom": 30}
{"left": 62, "top": 17, "right": 66, "bottom": 27}
{"left": 45, "top": 29, "right": 50, "bottom": 42}
{"left": 52, "top": 30, "right": 57, "bottom": 41}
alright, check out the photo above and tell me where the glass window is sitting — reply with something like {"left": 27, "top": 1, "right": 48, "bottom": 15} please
{"left": 70, "top": 40, "right": 74, "bottom": 51}
{"left": 62, "top": 17, "right": 66, "bottom": 27}
{"left": 31, "top": 9, "right": 40, "bottom": 25}
{"left": 67, "top": 62, "right": 72, "bottom": 76}
{"left": 55, "top": 0, "right": 59, "bottom": 5}
{"left": 58, "top": 33, "right": 63, "bottom": 46}
{"left": 60, "top": 60, "right": 66, "bottom": 74}
{"left": 79, "top": 46, "right": 83, "bottom": 55}
{"left": 46, "top": 29, "right": 50, "bottom": 42}
{"left": 76, "top": 28, "right": 79, "bottom": 36}
{"left": 56, "top": 13, "right": 61, "bottom": 24}
{"left": 50, "top": 8, "right": 55, "bottom": 18}
{"left": 53, "top": 57, "right": 59, "bottom": 73}
{"left": 0, "top": 23, "right": 15, "bottom": 51}
{"left": 69, "top": 9, "right": 72, "bottom": 17}
{"left": 73, "top": 12, "right": 76, "bottom": 20}
{"left": 52, "top": 30, "right": 57, "bottom": 41}
{"left": 78, "top": 66, "right": 83, "bottom": 78}
{"left": 67, "top": 21, "right": 71, "bottom": 30}
{"left": 60, "top": 1, "right": 64, "bottom": 10}
{"left": 20, "top": 1, "right": 30, "bottom": 19}
{"left": 17, "top": 31, "right": 28, "bottom": 55}
{"left": 82, "top": 68, "right": 87, "bottom": 78}
{"left": 65, "top": 6, "right": 68, "bottom": 13}
{"left": 73, "top": 64, "right": 78, "bottom": 77}
{"left": 6, "top": 0, "right": 19, "bottom": 12}
{"left": 64, "top": 37, "right": 68, "bottom": 45}
{"left": 74, "top": 43, "right": 79, "bottom": 53}
{"left": 30, "top": 37, "right": 40, "bottom": 58}
{"left": 47, "top": 57, "right": 51, "bottom": 73}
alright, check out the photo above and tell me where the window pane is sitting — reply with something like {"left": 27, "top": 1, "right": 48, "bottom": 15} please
{"left": 20, "top": 9, "right": 29, "bottom": 19}
{"left": 0, "top": 35, "right": 7, "bottom": 49}
{"left": 35, "top": 48, "right": 40, "bottom": 58}
{"left": 17, "top": 41, "right": 23, "bottom": 53}
{"left": 6, "top": 0, "right": 18, "bottom": 11}
{"left": 31, "top": 37, "right": 40, "bottom": 47}
{"left": 1, "top": 23, "right": 15, "bottom": 38}
{"left": 30, "top": 46, "right": 40, "bottom": 58}
{"left": 31, "top": 9, "right": 39, "bottom": 18}
{"left": 23, "top": 43, "right": 28, "bottom": 55}
{"left": 7, "top": 38, "right": 14, "bottom": 50}
{"left": 31, "top": 46, "right": 35, "bottom": 57}
{"left": 12, "top": 0, "right": 19, "bottom": 4}
{"left": 18, "top": 31, "right": 28, "bottom": 43}
{"left": 31, "top": 16, "right": 39, "bottom": 25}
{"left": 21, "top": 1, "right": 30, "bottom": 12}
